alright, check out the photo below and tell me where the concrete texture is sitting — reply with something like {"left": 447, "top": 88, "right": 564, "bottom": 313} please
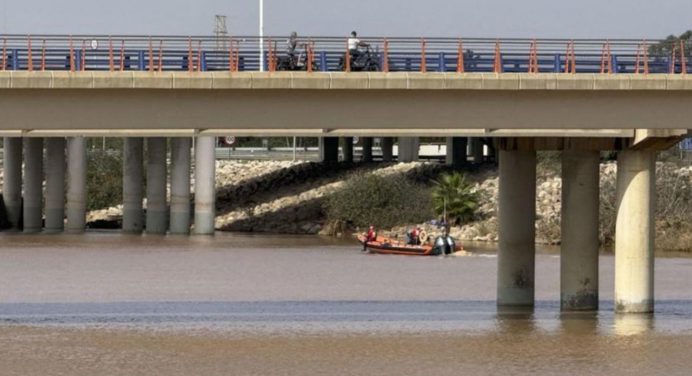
{"left": 66, "top": 137, "right": 86, "bottom": 233}
{"left": 122, "top": 138, "right": 144, "bottom": 233}
{"left": 170, "top": 138, "right": 191, "bottom": 235}
{"left": 194, "top": 137, "right": 216, "bottom": 235}
{"left": 381, "top": 137, "right": 394, "bottom": 162}
{"left": 22, "top": 138, "right": 43, "bottom": 233}
{"left": 2, "top": 138, "right": 22, "bottom": 229}
{"left": 340, "top": 137, "right": 353, "bottom": 163}
{"left": 398, "top": 137, "right": 419, "bottom": 163}
{"left": 615, "top": 150, "right": 656, "bottom": 314}
{"left": 446, "top": 137, "right": 467, "bottom": 169}
{"left": 497, "top": 150, "right": 536, "bottom": 307}
{"left": 361, "top": 138, "right": 373, "bottom": 162}
{"left": 318, "top": 137, "right": 339, "bottom": 163}
{"left": 45, "top": 138, "right": 66, "bottom": 232}
{"left": 560, "top": 150, "right": 600, "bottom": 311}
{"left": 146, "top": 138, "right": 168, "bottom": 234}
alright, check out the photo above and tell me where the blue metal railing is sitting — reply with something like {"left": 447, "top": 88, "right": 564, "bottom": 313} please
{"left": 0, "top": 35, "right": 689, "bottom": 74}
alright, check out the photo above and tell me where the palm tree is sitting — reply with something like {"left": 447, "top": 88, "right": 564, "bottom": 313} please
{"left": 431, "top": 172, "right": 479, "bottom": 226}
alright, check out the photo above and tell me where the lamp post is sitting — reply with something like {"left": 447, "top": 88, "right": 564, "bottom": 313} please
{"left": 259, "top": 0, "right": 264, "bottom": 72}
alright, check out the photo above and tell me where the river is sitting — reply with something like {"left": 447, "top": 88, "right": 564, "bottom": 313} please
{"left": 1, "top": 232, "right": 691, "bottom": 375}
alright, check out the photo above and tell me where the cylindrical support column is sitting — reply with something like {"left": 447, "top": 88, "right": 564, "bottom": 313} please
{"left": 66, "top": 137, "right": 87, "bottom": 233}
{"left": 194, "top": 136, "right": 216, "bottom": 235}
{"left": 170, "top": 138, "right": 191, "bottom": 235}
{"left": 23, "top": 138, "right": 44, "bottom": 233}
{"left": 146, "top": 138, "right": 168, "bottom": 234}
{"left": 381, "top": 137, "right": 394, "bottom": 162}
{"left": 615, "top": 150, "right": 656, "bottom": 314}
{"left": 471, "top": 138, "right": 484, "bottom": 164}
{"left": 341, "top": 137, "right": 354, "bottom": 163}
{"left": 398, "top": 137, "right": 419, "bottom": 163}
{"left": 362, "top": 137, "right": 373, "bottom": 162}
{"left": 318, "top": 137, "right": 339, "bottom": 163}
{"left": 2, "top": 137, "right": 22, "bottom": 229}
{"left": 446, "top": 137, "right": 468, "bottom": 169}
{"left": 122, "top": 138, "right": 144, "bottom": 233}
{"left": 561, "top": 150, "right": 600, "bottom": 311}
{"left": 497, "top": 150, "right": 536, "bottom": 307}
{"left": 45, "top": 138, "right": 66, "bottom": 232}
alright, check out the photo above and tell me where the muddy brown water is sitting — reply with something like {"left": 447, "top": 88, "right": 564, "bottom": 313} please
{"left": 1, "top": 232, "right": 692, "bottom": 375}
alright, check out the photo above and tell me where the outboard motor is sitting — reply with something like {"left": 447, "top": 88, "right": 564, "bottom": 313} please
{"left": 433, "top": 235, "right": 456, "bottom": 255}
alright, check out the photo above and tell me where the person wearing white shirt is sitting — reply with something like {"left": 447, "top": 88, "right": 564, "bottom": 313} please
{"left": 347, "top": 31, "right": 369, "bottom": 62}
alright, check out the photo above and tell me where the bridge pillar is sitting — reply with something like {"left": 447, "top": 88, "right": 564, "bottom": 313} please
{"left": 446, "top": 137, "right": 468, "bottom": 169}
{"left": 362, "top": 137, "right": 373, "bottom": 162}
{"left": 146, "top": 138, "right": 168, "bottom": 234}
{"left": 398, "top": 137, "right": 419, "bottom": 163}
{"left": 2, "top": 137, "right": 22, "bottom": 230}
{"left": 341, "top": 137, "right": 353, "bottom": 162}
{"left": 66, "top": 137, "right": 87, "bottom": 233}
{"left": 615, "top": 150, "right": 656, "bottom": 314}
{"left": 23, "top": 138, "right": 44, "bottom": 233}
{"left": 170, "top": 138, "right": 192, "bottom": 235}
{"left": 470, "top": 138, "right": 484, "bottom": 163}
{"left": 194, "top": 136, "right": 216, "bottom": 235}
{"left": 45, "top": 138, "right": 66, "bottom": 232}
{"left": 561, "top": 150, "right": 600, "bottom": 311}
{"left": 318, "top": 137, "right": 339, "bottom": 163}
{"left": 381, "top": 137, "right": 394, "bottom": 162}
{"left": 123, "top": 138, "right": 144, "bottom": 233}
{"left": 497, "top": 149, "right": 536, "bottom": 307}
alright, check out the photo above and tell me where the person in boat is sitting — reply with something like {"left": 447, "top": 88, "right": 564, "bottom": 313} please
{"left": 406, "top": 226, "right": 421, "bottom": 246}
{"left": 362, "top": 225, "right": 377, "bottom": 252}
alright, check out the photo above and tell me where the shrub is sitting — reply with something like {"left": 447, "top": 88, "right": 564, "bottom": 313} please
{"left": 87, "top": 150, "right": 123, "bottom": 211}
{"left": 431, "top": 172, "right": 480, "bottom": 225}
{"left": 324, "top": 173, "right": 433, "bottom": 229}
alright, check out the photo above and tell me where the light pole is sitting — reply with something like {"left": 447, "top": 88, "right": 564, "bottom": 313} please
{"left": 259, "top": 0, "right": 264, "bottom": 72}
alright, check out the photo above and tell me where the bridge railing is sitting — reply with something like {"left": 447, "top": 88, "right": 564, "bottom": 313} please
{"left": 0, "top": 35, "right": 688, "bottom": 74}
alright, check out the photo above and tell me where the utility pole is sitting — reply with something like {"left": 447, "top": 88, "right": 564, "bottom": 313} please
{"left": 214, "top": 15, "right": 228, "bottom": 51}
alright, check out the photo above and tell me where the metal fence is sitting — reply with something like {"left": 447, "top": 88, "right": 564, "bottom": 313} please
{"left": 0, "top": 35, "right": 689, "bottom": 74}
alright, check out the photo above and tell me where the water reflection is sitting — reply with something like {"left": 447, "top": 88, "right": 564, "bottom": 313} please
{"left": 495, "top": 306, "right": 536, "bottom": 334}
{"left": 613, "top": 313, "right": 654, "bottom": 336}
{"left": 559, "top": 312, "right": 600, "bottom": 335}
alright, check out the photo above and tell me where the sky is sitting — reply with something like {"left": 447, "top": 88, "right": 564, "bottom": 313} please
{"left": 0, "top": 0, "right": 690, "bottom": 39}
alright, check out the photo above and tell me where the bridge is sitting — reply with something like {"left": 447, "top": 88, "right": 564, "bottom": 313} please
{"left": 1, "top": 35, "right": 691, "bottom": 316}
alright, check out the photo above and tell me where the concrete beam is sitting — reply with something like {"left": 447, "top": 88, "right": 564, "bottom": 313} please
{"left": 615, "top": 150, "right": 656, "bottom": 314}
{"left": 497, "top": 150, "right": 536, "bottom": 307}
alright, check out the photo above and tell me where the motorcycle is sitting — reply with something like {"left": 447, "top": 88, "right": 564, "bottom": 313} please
{"left": 338, "top": 45, "right": 381, "bottom": 72}
{"left": 276, "top": 45, "right": 320, "bottom": 71}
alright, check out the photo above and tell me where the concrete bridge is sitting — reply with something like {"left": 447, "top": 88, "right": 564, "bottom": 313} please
{"left": 0, "top": 68, "right": 690, "bottom": 316}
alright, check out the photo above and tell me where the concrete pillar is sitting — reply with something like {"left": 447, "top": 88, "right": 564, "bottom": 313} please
{"left": 471, "top": 138, "right": 484, "bottom": 163}
{"left": 497, "top": 150, "right": 536, "bottom": 307}
{"left": 341, "top": 137, "right": 354, "bottom": 163}
{"left": 318, "top": 137, "right": 339, "bottom": 163}
{"left": 446, "top": 137, "right": 468, "bottom": 169}
{"left": 66, "top": 137, "right": 86, "bottom": 233}
{"left": 23, "top": 138, "right": 44, "bottom": 233}
{"left": 45, "top": 138, "right": 66, "bottom": 232}
{"left": 194, "top": 136, "right": 216, "bottom": 235}
{"left": 561, "top": 150, "right": 600, "bottom": 311}
{"left": 362, "top": 137, "right": 373, "bottom": 162}
{"left": 170, "top": 138, "right": 191, "bottom": 235}
{"left": 122, "top": 138, "right": 144, "bottom": 233}
{"left": 146, "top": 138, "right": 168, "bottom": 234}
{"left": 381, "top": 137, "right": 394, "bottom": 162}
{"left": 2, "top": 137, "right": 22, "bottom": 229}
{"left": 615, "top": 150, "right": 656, "bottom": 314}
{"left": 398, "top": 137, "right": 419, "bottom": 163}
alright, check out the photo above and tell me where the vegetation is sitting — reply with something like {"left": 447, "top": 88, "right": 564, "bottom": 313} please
{"left": 431, "top": 172, "right": 480, "bottom": 225}
{"left": 324, "top": 173, "right": 433, "bottom": 229}
{"left": 86, "top": 150, "right": 122, "bottom": 211}
{"left": 649, "top": 30, "right": 692, "bottom": 57}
